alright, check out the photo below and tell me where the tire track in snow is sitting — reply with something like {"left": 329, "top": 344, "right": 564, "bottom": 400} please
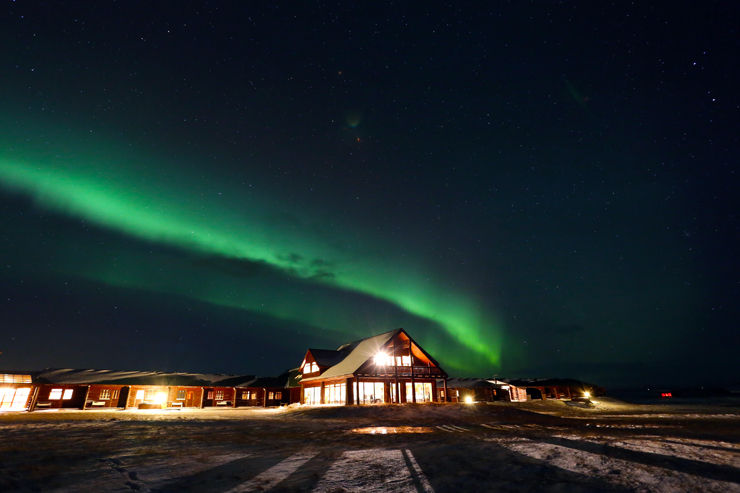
{"left": 437, "top": 425, "right": 468, "bottom": 432}
{"left": 313, "top": 449, "right": 434, "bottom": 492}
{"left": 224, "top": 450, "right": 318, "bottom": 493}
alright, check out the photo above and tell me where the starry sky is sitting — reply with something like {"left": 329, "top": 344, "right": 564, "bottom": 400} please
{"left": 1, "top": 2, "right": 738, "bottom": 388}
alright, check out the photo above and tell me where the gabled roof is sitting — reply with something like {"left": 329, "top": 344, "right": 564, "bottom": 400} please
{"left": 284, "top": 368, "right": 302, "bottom": 388}
{"left": 301, "top": 329, "right": 403, "bottom": 382}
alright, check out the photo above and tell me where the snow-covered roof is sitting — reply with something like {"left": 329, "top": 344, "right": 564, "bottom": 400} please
{"left": 502, "top": 377, "right": 601, "bottom": 389}
{"left": 442, "top": 378, "right": 501, "bottom": 389}
{"left": 36, "top": 368, "right": 257, "bottom": 387}
{"left": 249, "top": 368, "right": 301, "bottom": 389}
{"left": 302, "top": 329, "right": 401, "bottom": 382}
{"left": 307, "top": 348, "right": 350, "bottom": 368}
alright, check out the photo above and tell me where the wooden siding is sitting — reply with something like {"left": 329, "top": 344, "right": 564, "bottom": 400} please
{"left": 85, "top": 385, "right": 128, "bottom": 408}
{"left": 33, "top": 384, "right": 88, "bottom": 409}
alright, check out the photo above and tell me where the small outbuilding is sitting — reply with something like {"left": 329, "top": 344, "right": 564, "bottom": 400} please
{"left": 502, "top": 378, "right": 605, "bottom": 400}
{"left": 440, "top": 378, "right": 528, "bottom": 403}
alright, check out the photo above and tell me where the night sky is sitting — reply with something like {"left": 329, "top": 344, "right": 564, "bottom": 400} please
{"left": 1, "top": 2, "right": 738, "bottom": 389}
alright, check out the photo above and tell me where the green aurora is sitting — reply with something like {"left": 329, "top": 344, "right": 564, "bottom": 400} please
{"left": 0, "top": 127, "right": 503, "bottom": 372}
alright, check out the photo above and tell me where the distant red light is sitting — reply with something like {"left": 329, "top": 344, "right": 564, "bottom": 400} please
{"left": 661, "top": 392, "right": 672, "bottom": 398}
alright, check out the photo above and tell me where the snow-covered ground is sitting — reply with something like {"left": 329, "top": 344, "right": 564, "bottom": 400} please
{"left": 1, "top": 398, "right": 739, "bottom": 492}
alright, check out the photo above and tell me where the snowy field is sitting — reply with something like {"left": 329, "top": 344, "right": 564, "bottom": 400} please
{"left": 1, "top": 398, "right": 739, "bottom": 492}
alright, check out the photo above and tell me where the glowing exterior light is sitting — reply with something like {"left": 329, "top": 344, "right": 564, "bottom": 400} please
{"left": 374, "top": 352, "right": 391, "bottom": 366}
{"left": 154, "top": 392, "right": 167, "bottom": 404}
{"left": 583, "top": 391, "right": 590, "bottom": 398}
{"left": 465, "top": 395, "right": 473, "bottom": 404}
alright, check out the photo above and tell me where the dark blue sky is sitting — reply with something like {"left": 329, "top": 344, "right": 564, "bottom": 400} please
{"left": 1, "top": 1, "right": 738, "bottom": 388}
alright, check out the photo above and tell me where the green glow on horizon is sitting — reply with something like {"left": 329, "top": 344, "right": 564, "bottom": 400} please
{"left": 0, "top": 137, "right": 503, "bottom": 368}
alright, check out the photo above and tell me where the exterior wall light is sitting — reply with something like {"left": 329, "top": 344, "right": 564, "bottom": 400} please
{"left": 374, "top": 352, "right": 390, "bottom": 366}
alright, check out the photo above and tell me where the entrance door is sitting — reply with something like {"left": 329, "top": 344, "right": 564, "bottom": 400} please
{"left": 185, "top": 391, "right": 195, "bottom": 407}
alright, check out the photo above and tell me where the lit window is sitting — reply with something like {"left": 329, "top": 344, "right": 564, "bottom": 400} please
{"left": 62, "top": 389, "right": 74, "bottom": 400}
{"left": 304, "top": 386, "right": 321, "bottom": 405}
{"left": 215, "top": 390, "right": 224, "bottom": 400}
{"left": 394, "top": 356, "right": 411, "bottom": 366}
{"left": 135, "top": 390, "right": 145, "bottom": 400}
{"left": 112, "top": 389, "right": 120, "bottom": 400}
{"left": 325, "top": 384, "right": 346, "bottom": 404}
{"left": 177, "top": 390, "right": 186, "bottom": 400}
{"left": 100, "top": 389, "right": 111, "bottom": 400}
{"left": 275, "top": 391, "right": 282, "bottom": 400}
{"left": 242, "top": 391, "right": 249, "bottom": 399}
{"left": 49, "top": 388, "right": 63, "bottom": 400}
{"left": 268, "top": 392, "right": 274, "bottom": 400}
{"left": 207, "top": 391, "right": 214, "bottom": 400}
{"left": 1, "top": 374, "right": 32, "bottom": 384}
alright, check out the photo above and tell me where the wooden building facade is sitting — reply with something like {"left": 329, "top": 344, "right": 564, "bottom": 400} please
{"left": 440, "top": 378, "right": 527, "bottom": 403}
{"left": 299, "top": 328, "right": 449, "bottom": 405}
{"left": 502, "top": 378, "right": 605, "bottom": 400}
{"left": 16, "top": 368, "right": 302, "bottom": 410}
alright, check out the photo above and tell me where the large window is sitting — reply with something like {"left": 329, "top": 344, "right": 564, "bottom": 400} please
{"left": 304, "top": 386, "right": 321, "bottom": 405}
{"left": 49, "top": 388, "right": 63, "bottom": 400}
{"left": 303, "top": 362, "right": 319, "bottom": 375}
{"left": 0, "top": 388, "right": 31, "bottom": 410}
{"left": 354, "top": 382, "right": 384, "bottom": 404}
{"left": 135, "top": 390, "right": 145, "bottom": 401}
{"left": 215, "top": 390, "right": 224, "bottom": 401}
{"left": 405, "top": 382, "right": 433, "bottom": 403}
{"left": 177, "top": 390, "right": 186, "bottom": 400}
{"left": 325, "top": 384, "right": 346, "bottom": 404}
{"left": 100, "top": 389, "right": 111, "bottom": 400}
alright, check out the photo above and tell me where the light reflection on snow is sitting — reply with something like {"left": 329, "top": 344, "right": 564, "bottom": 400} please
{"left": 351, "top": 426, "right": 435, "bottom": 434}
